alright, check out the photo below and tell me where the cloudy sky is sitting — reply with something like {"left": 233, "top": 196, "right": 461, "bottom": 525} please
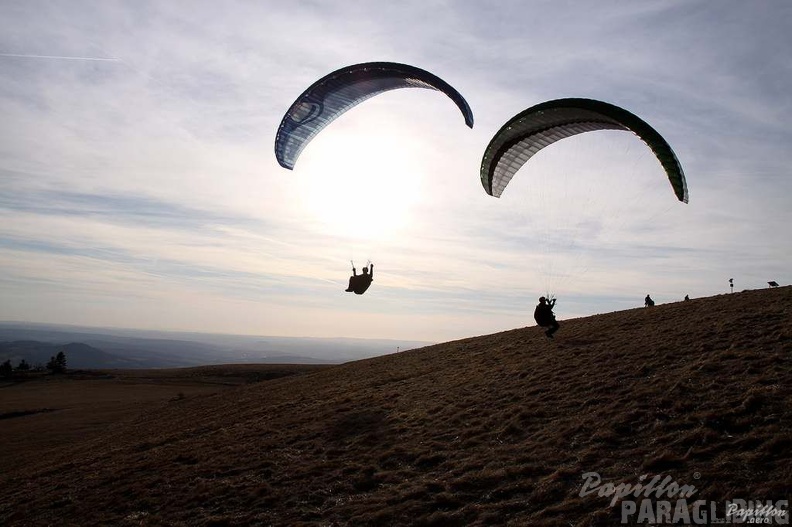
{"left": 1, "top": 1, "right": 790, "bottom": 342}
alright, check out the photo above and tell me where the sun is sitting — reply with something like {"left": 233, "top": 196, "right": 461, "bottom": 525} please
{"left": 295, "top": 124, "right": 423, "bottom": 242}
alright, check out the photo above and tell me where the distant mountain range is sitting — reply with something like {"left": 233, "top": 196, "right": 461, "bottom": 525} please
{"left": 0, "top": 341, "right": 144, "bottom": 369}
{"left": 0, "top": 322, "right": 434, "bottom": 368}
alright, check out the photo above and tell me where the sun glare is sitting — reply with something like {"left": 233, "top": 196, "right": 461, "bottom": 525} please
{"left": 296, "top": 124, "right": 423, "bottom": 242}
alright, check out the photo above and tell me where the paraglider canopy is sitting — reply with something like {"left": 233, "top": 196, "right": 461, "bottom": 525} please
{"left": 275, "top": 62, "right": 474, "bottom": 170}
{"left": 480, "top": 98, "right": 688, "bottom": 203}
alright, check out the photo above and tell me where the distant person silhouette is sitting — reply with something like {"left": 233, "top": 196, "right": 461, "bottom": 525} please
{"left": 345, "top": 261, "right": 373, "bottom": 295}
{"left": 684, "top": 294, "right": 690, "bottom": 301}
{"left": 534, "top": 296, "right": 560, "bottom": 339}
{"left": 645, "top": 294, "right": 655, "bottom": 307}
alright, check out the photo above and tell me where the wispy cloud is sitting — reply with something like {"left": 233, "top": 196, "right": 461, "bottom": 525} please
{"left": 0, "top": 53, "right": 120, "bottom": 61}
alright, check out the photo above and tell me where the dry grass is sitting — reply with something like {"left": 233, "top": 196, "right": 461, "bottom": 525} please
{"left": 0, "top": 364, "right": 324, "bottom": 474}
{"left": 0, "top": 288, "right": 789, "bottom": 526}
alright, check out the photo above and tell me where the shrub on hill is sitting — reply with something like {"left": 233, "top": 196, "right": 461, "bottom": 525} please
{"left": 0, "top": 359, "right": 11, "bottom": 378}
{"left": 46, "top": 351, "right": 67, "bottom": 374}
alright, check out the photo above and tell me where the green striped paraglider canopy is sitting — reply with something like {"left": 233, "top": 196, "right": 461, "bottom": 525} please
{"left": 480, "top": 98, "right": 688, "bottom": 203}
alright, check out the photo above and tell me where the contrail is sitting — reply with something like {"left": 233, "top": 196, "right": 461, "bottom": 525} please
{"left": 0, "top": 52, "right": 120, "bottom": 62}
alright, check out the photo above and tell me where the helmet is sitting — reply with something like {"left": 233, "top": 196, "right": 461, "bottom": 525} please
{"left": 539, "top": 296, "right": 546, "bottom": 302}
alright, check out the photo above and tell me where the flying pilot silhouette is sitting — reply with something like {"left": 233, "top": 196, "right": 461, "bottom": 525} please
{"left": 345, "top": 261, "right": 374, "bottom": 295}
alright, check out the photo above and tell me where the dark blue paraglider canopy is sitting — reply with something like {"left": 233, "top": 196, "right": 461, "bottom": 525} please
{"left": 275, "top": 62, "right": 474, "bottom": 170}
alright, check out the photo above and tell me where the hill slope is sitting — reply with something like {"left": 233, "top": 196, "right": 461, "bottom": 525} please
{"left": 1, "top": 288, "right": 790, "bottom": 526}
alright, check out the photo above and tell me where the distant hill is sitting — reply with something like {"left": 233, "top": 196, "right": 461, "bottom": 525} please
{"left": 0, "top": 340, "right": 58, "bottom": 367}
{"left": 0, "top": 323, "right": 433, "bottom": 366}
{"left": 0, "top": 341, "right": 149, "bottom": 369}
{"left": 1, "top": 287, "right": 789, "bottom": 525}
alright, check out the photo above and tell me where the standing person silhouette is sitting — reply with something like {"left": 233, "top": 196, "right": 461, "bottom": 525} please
{"left": 534, "top": 296, "right": 560, "bottom": 339}
{"left": 345, "top": 261, "right": 374, "bottom": 295}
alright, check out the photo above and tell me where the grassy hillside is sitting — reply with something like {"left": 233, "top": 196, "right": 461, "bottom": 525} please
{"left": 0, "top": 365, "right": 326, "bottom": 474}
{"left": 1, "top": 287, "right": 789, "bottom": 526}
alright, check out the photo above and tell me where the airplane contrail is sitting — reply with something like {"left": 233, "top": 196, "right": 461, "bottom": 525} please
{"left": 0, "top": 52, "right": 120, "bottom": 62}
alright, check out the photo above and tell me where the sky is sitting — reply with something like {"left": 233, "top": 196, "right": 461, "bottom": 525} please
{"left": 1, "top": 1, "right": 790, "bottom": 342}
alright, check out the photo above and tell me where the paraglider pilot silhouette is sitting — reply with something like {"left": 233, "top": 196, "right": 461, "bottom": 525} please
{"left": 345, "top": 261, "right": 374, "bottom": 295}
{"left": 534, "top": 296, "right": 560, "bottom": 339}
